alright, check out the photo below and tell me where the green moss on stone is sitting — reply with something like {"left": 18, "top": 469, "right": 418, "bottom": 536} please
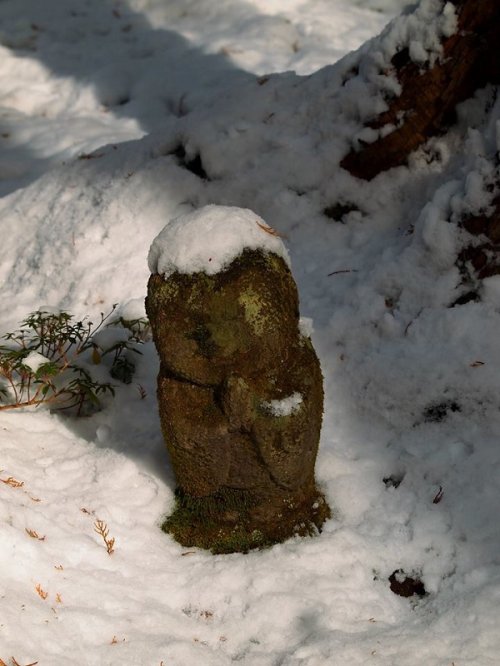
{"left": 205, "top": 299, "right": 242, "bottom": 355}
{"left": 238, "top": 288, "right": 267, "bottom": 336}
{"left": 185, "top": 275, "right": 213, "bottom": 307}
{"left": 210, "top": 527, "right": 268, "bottom": 555}
{"left": 162, "top": 486, "right": 331, "bottom": 555}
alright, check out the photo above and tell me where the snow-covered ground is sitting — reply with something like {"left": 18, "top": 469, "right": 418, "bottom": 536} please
{"left": 1, "top": 0, "right": 500, "bottom": 664}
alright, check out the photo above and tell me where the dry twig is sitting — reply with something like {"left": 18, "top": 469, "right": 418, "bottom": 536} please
{"left": 327, "top": 269, "right": 358, "bottom": 277}
{"left": 25, "top": 529, "right": 45, "bottom": 541}
{"left": 35, "top": 584, "right": 48, "bottom": 600}
{"left": 1, "top": 476, "right": 24, "bottom": 488}
{"left": 432, "top": 486, "right": 444, "bottom": 504}
{"left": 94, "top": 519, "right": 115, "bottom": 554}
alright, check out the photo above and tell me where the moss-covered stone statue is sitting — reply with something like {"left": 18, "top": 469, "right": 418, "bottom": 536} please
{"left": 146, "top": 205, "right": 330, "bottom": 553}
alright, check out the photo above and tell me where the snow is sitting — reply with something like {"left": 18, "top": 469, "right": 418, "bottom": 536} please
{"left": 1, "top": 0, "right": 499, "bottom": 664}
{"left": 262, "top": 393, "right": 303, "bottom": 417}
{"left": 299, "top": 317, "right": 314, "bottom": 338}
{"left": 376, "top": 0, "right": 457, "bottom": 67}
{"left": 148, "top": 205, "right": 290, "bottom": 278}
{"left": 21, "top": 351, "right": 51, "bottom": 373}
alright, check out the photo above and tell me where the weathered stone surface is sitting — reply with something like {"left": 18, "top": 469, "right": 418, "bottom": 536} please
{"left": 146, "top": 248, "right": 330, "bottom": 553}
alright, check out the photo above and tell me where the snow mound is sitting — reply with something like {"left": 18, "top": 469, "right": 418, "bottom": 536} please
{"left": 148, "top": 205, "right": 290, "bottom": 278}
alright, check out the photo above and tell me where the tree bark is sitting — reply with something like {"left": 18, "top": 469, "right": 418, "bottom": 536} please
{"left": 458, "top": 198, "right": 500, "bottom": 294}
{"left": 341, "top": 0, "right": 500, "bottom": 181}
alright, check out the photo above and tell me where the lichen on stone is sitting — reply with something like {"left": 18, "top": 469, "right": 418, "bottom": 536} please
{"left": 238, "top": 287, "right": 267, "bottom": 336}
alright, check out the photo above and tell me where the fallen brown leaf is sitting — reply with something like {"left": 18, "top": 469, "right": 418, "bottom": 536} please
{"left": 1, "top": 477, "right": 24, "bottom": 488}
{"left": 255, "top": 220, "right": 286, "bottom": 238}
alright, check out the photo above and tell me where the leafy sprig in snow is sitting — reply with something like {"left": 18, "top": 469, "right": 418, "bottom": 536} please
{"left": 0, "top": 306, "right": 148, "bottom": 415}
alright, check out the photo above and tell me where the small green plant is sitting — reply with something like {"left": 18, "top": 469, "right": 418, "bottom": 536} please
{"left": 0, "top": 306, "right": 148, "bottom": 415}
{"left": 99, "top": 314, "right": 150, "bottom": 385}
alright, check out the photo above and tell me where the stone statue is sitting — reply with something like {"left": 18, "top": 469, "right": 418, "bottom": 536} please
{"left": 146, "top": 206, "right": 330, "bottom": 553}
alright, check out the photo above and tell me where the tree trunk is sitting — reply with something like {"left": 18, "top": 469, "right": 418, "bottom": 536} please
{"left": 341, "top": 0, "right": 500, "bottom": 181}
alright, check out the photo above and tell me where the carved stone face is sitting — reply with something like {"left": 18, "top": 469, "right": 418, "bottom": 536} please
{"left": 146, "top": 249, "right": 300, "bottom": 385}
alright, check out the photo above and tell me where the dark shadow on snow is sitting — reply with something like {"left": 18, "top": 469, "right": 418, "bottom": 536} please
{"left": 0, "top": 0, "right": 270, "bottom": 477}
{"left": 0, "top": 0, "right": 259, "bottom": 194}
